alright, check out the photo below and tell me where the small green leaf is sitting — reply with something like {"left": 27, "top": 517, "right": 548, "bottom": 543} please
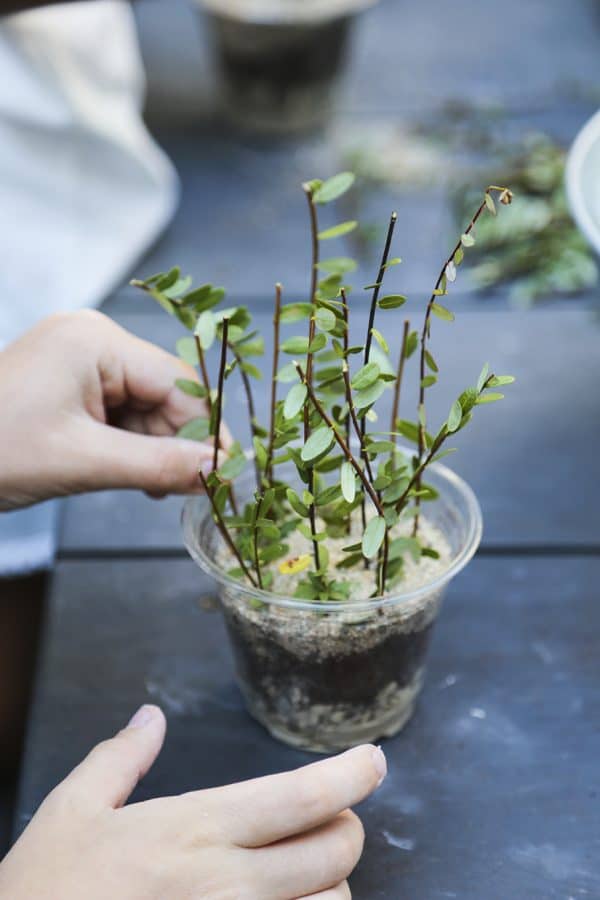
{"left": 340, "top": 461, "right": 356, "bottom": 503}
{"left": 431, "top": 448, "right": 457, "bottom": 463}
{"left": 177, "top": 417, "right": 210, "bottom": 441}
{"left": 218, "top": 454, "right": 247, "bottom": 480}
{"left": 279, "top": 303, "right": 313, "bottom": 323}
{"left": 362, "top": 516, "right": 386, "bottom": 560}
{"left": 297, "top": 522, "right": 328, "bottom": 542}
{"left": 383, "top": 257, "right": 402, "bottom": 269}
{"left": 395, "top": 419, "right": 420, "bottom": 444}
{"left": 286, "top": 488, "right": 310, "bottom": 517}
{"left": 431, "top": 303, "right": 454, "bottom": 322}
{"left": 370, "top": 327, "right": 389, "bottom": 353}
{"left": 459, "top": 387, "right": 479, "bottom": 414}
{"left": 461, "top": 232, "right": 475, "bottom": 247}
{"left": 373, "top": 474, "right": 392, "bottom": 490}
{"left": 315, "top": 484, "right": 341, "bottom": 506}
{"left": 240, "top": 361, "right": 262, "bottom": 380}
{"left": 485, "top": 192, "right": 497, "bottom": 215}
{"left": 421, "top": 375, "right": 437, "bottom": 388}
{"left": 156, "top": 267, "right": 180, "bottom": 291}
{"left": 308, "top": 333, "right": 327, "bottom": 353}
{"left": 276, "top": 363, "right": 299, "bottom": 382}
{"left": 454, "top": 247, "right": 464, "bottom": 266}
{"left": 447, "top": 399, "right": 463, "bottom": 432}
{"left": 367, "top": 440, "right": 396, "bottom": 454}
{"left": 176, "top": 336, "right": 198, "bottom": 366}
{"left": 318, "top": 221, "right": 358, "bottom": 240}
{"left": 405, "top": 331, "right": 419, "bottom": 358}
{"left": 424, "top": 350, "right": 438, "bottom": 372}
{"left": 281, "top": 336, "right": 309, "bottom": 355}
{"left": 301, "top": 427, "right": 334, "bottom": 461}
{"left": 175, "top": 379, "right": 206, "bottom": 398}
{"left": 336, "top": 551, "right": 364, "bottom": 570}
{"left": 283, "top": 383, "right": 307, "bottom": 420}
{"left": 316, "top": 257, "right": 358, "bottom": 274}
{"left": 314, "top": 307, "right": 337, "bottom": 332}
{"left": 354, "top": 379, "right": 386, "bottom": 410}
{"left": 351, "top": 362, "right": 380, "bottom": 391}
{"left": 163, "top": 275, "right": 192, "bottom": 298}
{"left": 261, "top": 542, "right": 290, "bottom": 564}
{"left": 487, "top": 374, "right": 516, "bottom": 386}
{"left": 476, "top": 362, "right": 490, "bottom": 393}
{"left": 382, "top": 477, "right": 410, "bottom": 504}
{"left": 476, "top": 392, "right": 504, "bottom": 404}
{"left": 253, "top": 437, "right": 268, "bottom": 468}
{"left": 316, "top": 274, "right": 342, "bottom": 301}
{"left": 184, "top": 284, "right": 224, "bottom": 313}
{"left": 195, "top": 310, "right": 216, "bottom": 350}
{"left": 312, "top": 172, "right": 355, "bottom": 204}
{"left": 421, "top": 547, "right": 440, "bottom": 559}
{"left": 378, "top": 294, "right": 407, "bottom": 310}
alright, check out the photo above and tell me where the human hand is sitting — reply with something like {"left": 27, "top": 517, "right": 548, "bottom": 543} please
{"left": 0, "top": 704, "right": 385, "bottom": 898}
{"left": 0, "top": 311, "right": 227, "bottom": 510}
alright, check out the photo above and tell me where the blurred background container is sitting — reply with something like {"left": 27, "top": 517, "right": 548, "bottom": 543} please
{"left": 194, "top": 0, "right": 377, "bottom": 134}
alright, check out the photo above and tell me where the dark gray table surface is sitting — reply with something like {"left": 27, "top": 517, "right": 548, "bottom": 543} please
{"left": 16, "top": 556, "right": 600, "bottom": 899}
{"left": 12, "top": 0, "right": 600, "bottom": 896}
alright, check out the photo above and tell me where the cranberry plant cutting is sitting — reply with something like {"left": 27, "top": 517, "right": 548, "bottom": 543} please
{"left": 132, "top": 174, "right": 514, "bottom": 602}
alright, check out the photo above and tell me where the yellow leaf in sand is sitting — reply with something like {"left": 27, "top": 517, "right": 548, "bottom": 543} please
{"left": 278, "top": 555, "right": 312, "bottom": 576}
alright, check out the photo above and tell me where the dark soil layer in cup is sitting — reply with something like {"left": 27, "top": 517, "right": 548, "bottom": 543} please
{"left": 221, "top": 597, "right": 440, "bottom": 751}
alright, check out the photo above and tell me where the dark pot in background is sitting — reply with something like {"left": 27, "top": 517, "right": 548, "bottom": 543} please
{"left": 194, "top": 0, "right": 378, "bottom": 135}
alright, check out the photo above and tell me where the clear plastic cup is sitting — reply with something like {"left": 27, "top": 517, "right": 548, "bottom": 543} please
{"left": 182, "top": 459, "right": 482, "bottom": 752}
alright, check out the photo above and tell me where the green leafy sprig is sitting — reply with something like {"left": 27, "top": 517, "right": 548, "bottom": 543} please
{"left": 131, "top": 174, "right": 515, "bottom": 603}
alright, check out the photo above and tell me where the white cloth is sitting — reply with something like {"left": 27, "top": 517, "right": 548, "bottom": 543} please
{"left": 0, "top": 0, "right": 179, "bottom": 574}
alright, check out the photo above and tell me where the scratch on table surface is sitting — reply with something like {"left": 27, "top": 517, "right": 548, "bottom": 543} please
{"left": 509, "top": 843, "right": 597, "bottom": 886}
{"left": 382, "top": 830, "right": 415, "bottom": 851}
{"left": 439, "top": 673, "right": 459, "bottom": 689}
{"left": 144, "top": 678, "right": 238, "bottom": 715}
{"left": 451, "top": 706, "right": 531, "bottom": 755}
{"left": 531, "top": 641, "right": 556, "bottom": 664}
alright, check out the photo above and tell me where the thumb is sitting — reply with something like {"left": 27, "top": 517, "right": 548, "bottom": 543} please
{"left": 79, "top": 421, "right": 220, "bottom": 496}
{"left": 59, "top": 705, "right": 166, "bottom": 810}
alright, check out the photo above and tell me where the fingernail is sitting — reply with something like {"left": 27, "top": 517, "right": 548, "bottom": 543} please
{"left": 126, "top": 704, "right": 159, "bottom": 729}
{"left": 373, "top": 745, "right": 387, "bottom": 786}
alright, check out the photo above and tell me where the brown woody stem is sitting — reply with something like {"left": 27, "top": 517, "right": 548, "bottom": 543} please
{"left": 360, "top": 211, "right": 397, "bottom": 543}
{"left": 194, "top": 335, "right": 212, "bottom": 414}
{"left": 363, "top": 211, "right": 397, "bottom": 365}
{"left": 229, "top": 341, "right": 261, "bottom": 492}
{"left": 341, "top": 289, "right": 351, "bottom": 534}
{"left": 266, "top": 283, "right": 282, "bottom": 485}
{"left": 296, "top": 363, "right": 385, "bottom": 519}
{"left": 212, "top": 318, "right": 229, "bottom": 474}
{"left": 414, "top": 186, "right": 510, "bottom": 532}
{"left": 198, "top": 470, "right": 257, "bottom": 588}
{"left": 303, "top": 184, "right": 321, "bottom": 571}
{"left": 252, "top": 494, "right": 264, "bottom": 589}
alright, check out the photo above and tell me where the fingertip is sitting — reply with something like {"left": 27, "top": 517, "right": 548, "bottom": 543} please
{"left": 337, "top": 743, "right": 387, "bottom": 791}
{"left": 125, "top": 704, "right": 165, "bottom": 731}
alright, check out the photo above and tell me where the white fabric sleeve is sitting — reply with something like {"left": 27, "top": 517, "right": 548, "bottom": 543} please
{"left": 0, "top": 0, "right": 180, "bottom": 574}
